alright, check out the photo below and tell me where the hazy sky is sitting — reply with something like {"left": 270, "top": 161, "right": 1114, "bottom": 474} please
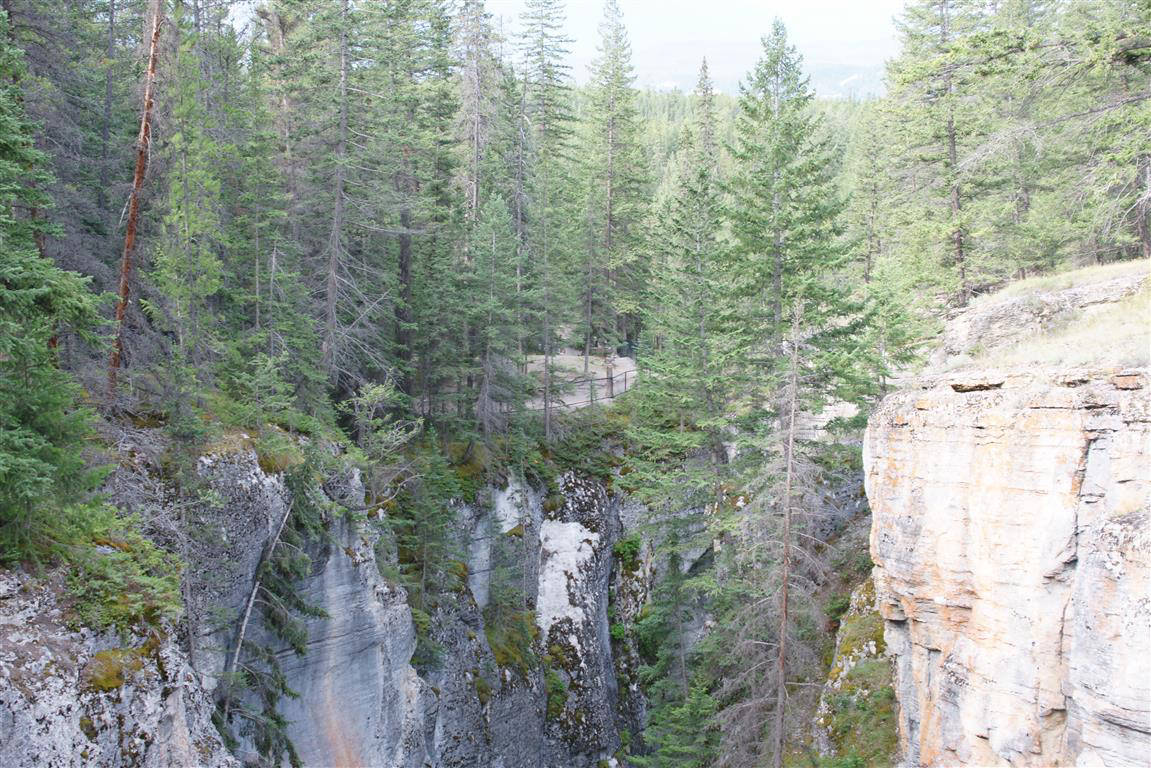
{"left": 484, "top": 0, "right": 908, "bottom": 96}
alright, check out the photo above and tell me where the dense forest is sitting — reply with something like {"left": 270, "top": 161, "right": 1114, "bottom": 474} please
{"left": 1, "top": 0, "right": 1147, "bottom": 765}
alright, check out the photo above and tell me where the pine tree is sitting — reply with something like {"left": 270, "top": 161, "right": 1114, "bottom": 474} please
{"left": 215, "top": 33, "right": 328, "bottom": 426}
{"left": 727, "top": 20, "right": 841, "bottom": 346}
{"left": 626, "top": 59, "right": 733, "bottom": 768}
{"left": 455, "top": 0, "right": 501, "bottom": 224}
{"left": 0, "top": 11, "right": 100, "bottom": 558}
{"left": 632, "top": 680, "right": 719, "bottom": 768}
{"left": 579, "top": 0, "right": 649, "bottom": 366}
{"left": 1041, "top": 0, "right": 1150, "bottom": 263}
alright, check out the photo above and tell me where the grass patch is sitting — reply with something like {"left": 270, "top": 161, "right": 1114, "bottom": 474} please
{"left": 823, "top": 662, "right": 898, "bottom": 765}
{"left": 975, "top": 282, "right": 1150, "bottom": 369}
{"left": 972, "top": 258, "right": 1148, "bottom": 304}
{"left": 817, "top": 578, "right": 898, "bottom": 767}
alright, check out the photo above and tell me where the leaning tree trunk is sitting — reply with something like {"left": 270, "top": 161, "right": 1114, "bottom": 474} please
{"left": 108, "top": 0, "right": 164, "bottom": 402}
{"left": 220, "top": 499, "right": 295, "bottom": 723}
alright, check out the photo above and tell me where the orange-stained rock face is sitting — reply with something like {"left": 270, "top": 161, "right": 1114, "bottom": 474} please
{"left": 865, "top": 368, "right": 1150, "bottom": 767}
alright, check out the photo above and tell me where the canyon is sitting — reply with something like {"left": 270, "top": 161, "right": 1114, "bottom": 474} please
{"left": 864, "top": 271, "right": 1151, "bottom": 766}
{"left": 2, "top": 269, "right": 1148, "bottom": 767}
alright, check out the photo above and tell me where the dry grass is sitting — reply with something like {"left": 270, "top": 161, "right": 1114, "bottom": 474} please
{"left": 978, "top": 283, "right": 1151, "bottom": 369}
{"left": 973, "top": 259, "right": 1149, "bottom": 305}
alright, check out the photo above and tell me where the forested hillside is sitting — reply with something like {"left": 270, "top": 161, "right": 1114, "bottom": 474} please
{"left": 0, "top": 0, "right": 1147, "bottom": 766}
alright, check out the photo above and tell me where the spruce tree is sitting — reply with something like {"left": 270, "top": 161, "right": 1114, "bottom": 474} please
{"left": 580, "top": 0, "right": 649, "bottom": 365}
{"left": 886, "top": 0, "right": 988, "bottom": 304}
{"left": 720, "top": 21, "right": 870, "bottom": 768}
{"left": 520, "top": 0, "right": 575, "bottom": 440}
{"left": 145, "top": 8, "right": 224, "bottom": 430}
{"left": 630, "top": 59, "right": 732, "bottom": 507}
{"left": 0, "top": 12, "right": 99, "bottom": 558}
{"left": 469, "top": 194, "right": 530, "bottom": 437}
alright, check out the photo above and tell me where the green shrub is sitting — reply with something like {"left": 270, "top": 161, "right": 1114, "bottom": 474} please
{"left": 66, "top": 506, "right": 183, "bottom": 632}
{"left": 613, "top": 533, "right": 642, "bottom": 571}
{"left": 825, "top": 594, "right": 851, "bottom": 622}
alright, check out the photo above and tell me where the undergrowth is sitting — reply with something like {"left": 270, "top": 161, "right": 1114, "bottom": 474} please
{"left": 65, "top": 505, "right": 183, "bottom": 632}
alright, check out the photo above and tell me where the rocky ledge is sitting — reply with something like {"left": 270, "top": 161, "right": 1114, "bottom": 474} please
{"left": 0, "top": 570, "right": 235, "bottom": 768}
{"left": 865, "top": 367, "right": 1150, "bottom": 766}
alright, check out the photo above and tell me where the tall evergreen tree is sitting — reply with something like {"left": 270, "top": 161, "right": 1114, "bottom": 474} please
{"left": 0, "top": 11, "right": 100, "bottom": 557}
{"left": 719, "top": 21, "right": 869, "bottom": 768}
{"left": 145, "top": 7, "right": 225, "bottom": 430}
{"left": 520, "top": 0, "right": 574, "bottom": 440}
{"left": 469, "top": 194, "right": 529, "bottom": 437}
{"left": 631, "top": 59, "right": 732, "bottom": 508}
{"left": 579, "top": 0, "right": 649, "bottom": 366}
{"left": 886, "top": 0, "right": 988, "bottom": 305}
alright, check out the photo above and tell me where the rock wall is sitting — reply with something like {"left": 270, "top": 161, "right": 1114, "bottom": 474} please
{"left": 865, "top": 367, "right": 1151, "bottom": 766}
{"left": 2, "top": 430, "right": 643, "bottom": 768}
{"left": 0, "top": 570, "right": 236, "bottom": 768}
{"left": 266, "top": 516, "right": 433, "bottom": 768}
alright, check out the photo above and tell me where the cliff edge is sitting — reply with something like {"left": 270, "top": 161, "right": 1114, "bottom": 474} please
{"left": 864, "top": 266, "right": 1151, "bottom": 766}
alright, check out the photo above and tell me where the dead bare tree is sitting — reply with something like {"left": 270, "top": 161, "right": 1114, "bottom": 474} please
{"left": 108, "top": 0, "right": 164, "bottom": 403}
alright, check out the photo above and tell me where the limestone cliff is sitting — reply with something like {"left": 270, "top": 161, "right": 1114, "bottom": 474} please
{"left": 0, "top": 569, "right": 236, "bottom": 768}
{"left": 0, "top": 432, "right": 640, "bottom": 768}
{"left": 865, "top": 367, "right": 1151, "bottom": 765}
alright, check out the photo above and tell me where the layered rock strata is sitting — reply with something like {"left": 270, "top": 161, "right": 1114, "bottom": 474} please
{"left": 865, "top": 368, "right": 1151, "bottom": 766}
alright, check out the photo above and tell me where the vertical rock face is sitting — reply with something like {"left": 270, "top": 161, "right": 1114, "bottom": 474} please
{"left": 270, "top": 517, "right": 433, "bottom": 768}
{"left": 0, "top": 570, "right": 236, "bottom": 768}
{"left": 3, "top": 431, "right": 642, "bottom": 768}
{"left": 535, "top": 472, "right": 621, "bottom": 759}
{"left": 865, "top": 368, "right": 1151, "bottom": 766}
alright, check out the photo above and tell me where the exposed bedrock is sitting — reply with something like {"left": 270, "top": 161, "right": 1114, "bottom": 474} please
{"left": 865, "top": 368, "right": 1151, "bottom": 766}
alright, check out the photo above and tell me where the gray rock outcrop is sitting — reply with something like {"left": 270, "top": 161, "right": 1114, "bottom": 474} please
{"left": 0, "top": 569, "right": 236, "bottom": 768}
{"left": 2, "top": 427, "right": 646, "bottom": 768}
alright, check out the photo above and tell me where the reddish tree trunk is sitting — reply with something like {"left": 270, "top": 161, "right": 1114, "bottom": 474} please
{"left": 108, "top": 0, "right": 164, "bottom": 402}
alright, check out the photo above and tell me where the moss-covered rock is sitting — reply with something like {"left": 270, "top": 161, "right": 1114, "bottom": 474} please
{"left": 82, "top": 647, "right": 148, "bottom": 691}
{"left": 812, "top": 575, "right": 898, "bottom": 766}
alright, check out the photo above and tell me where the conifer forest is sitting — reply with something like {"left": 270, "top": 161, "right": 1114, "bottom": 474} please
{"left": 0, "top": 0, "right": 1148, "bottom": 767}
